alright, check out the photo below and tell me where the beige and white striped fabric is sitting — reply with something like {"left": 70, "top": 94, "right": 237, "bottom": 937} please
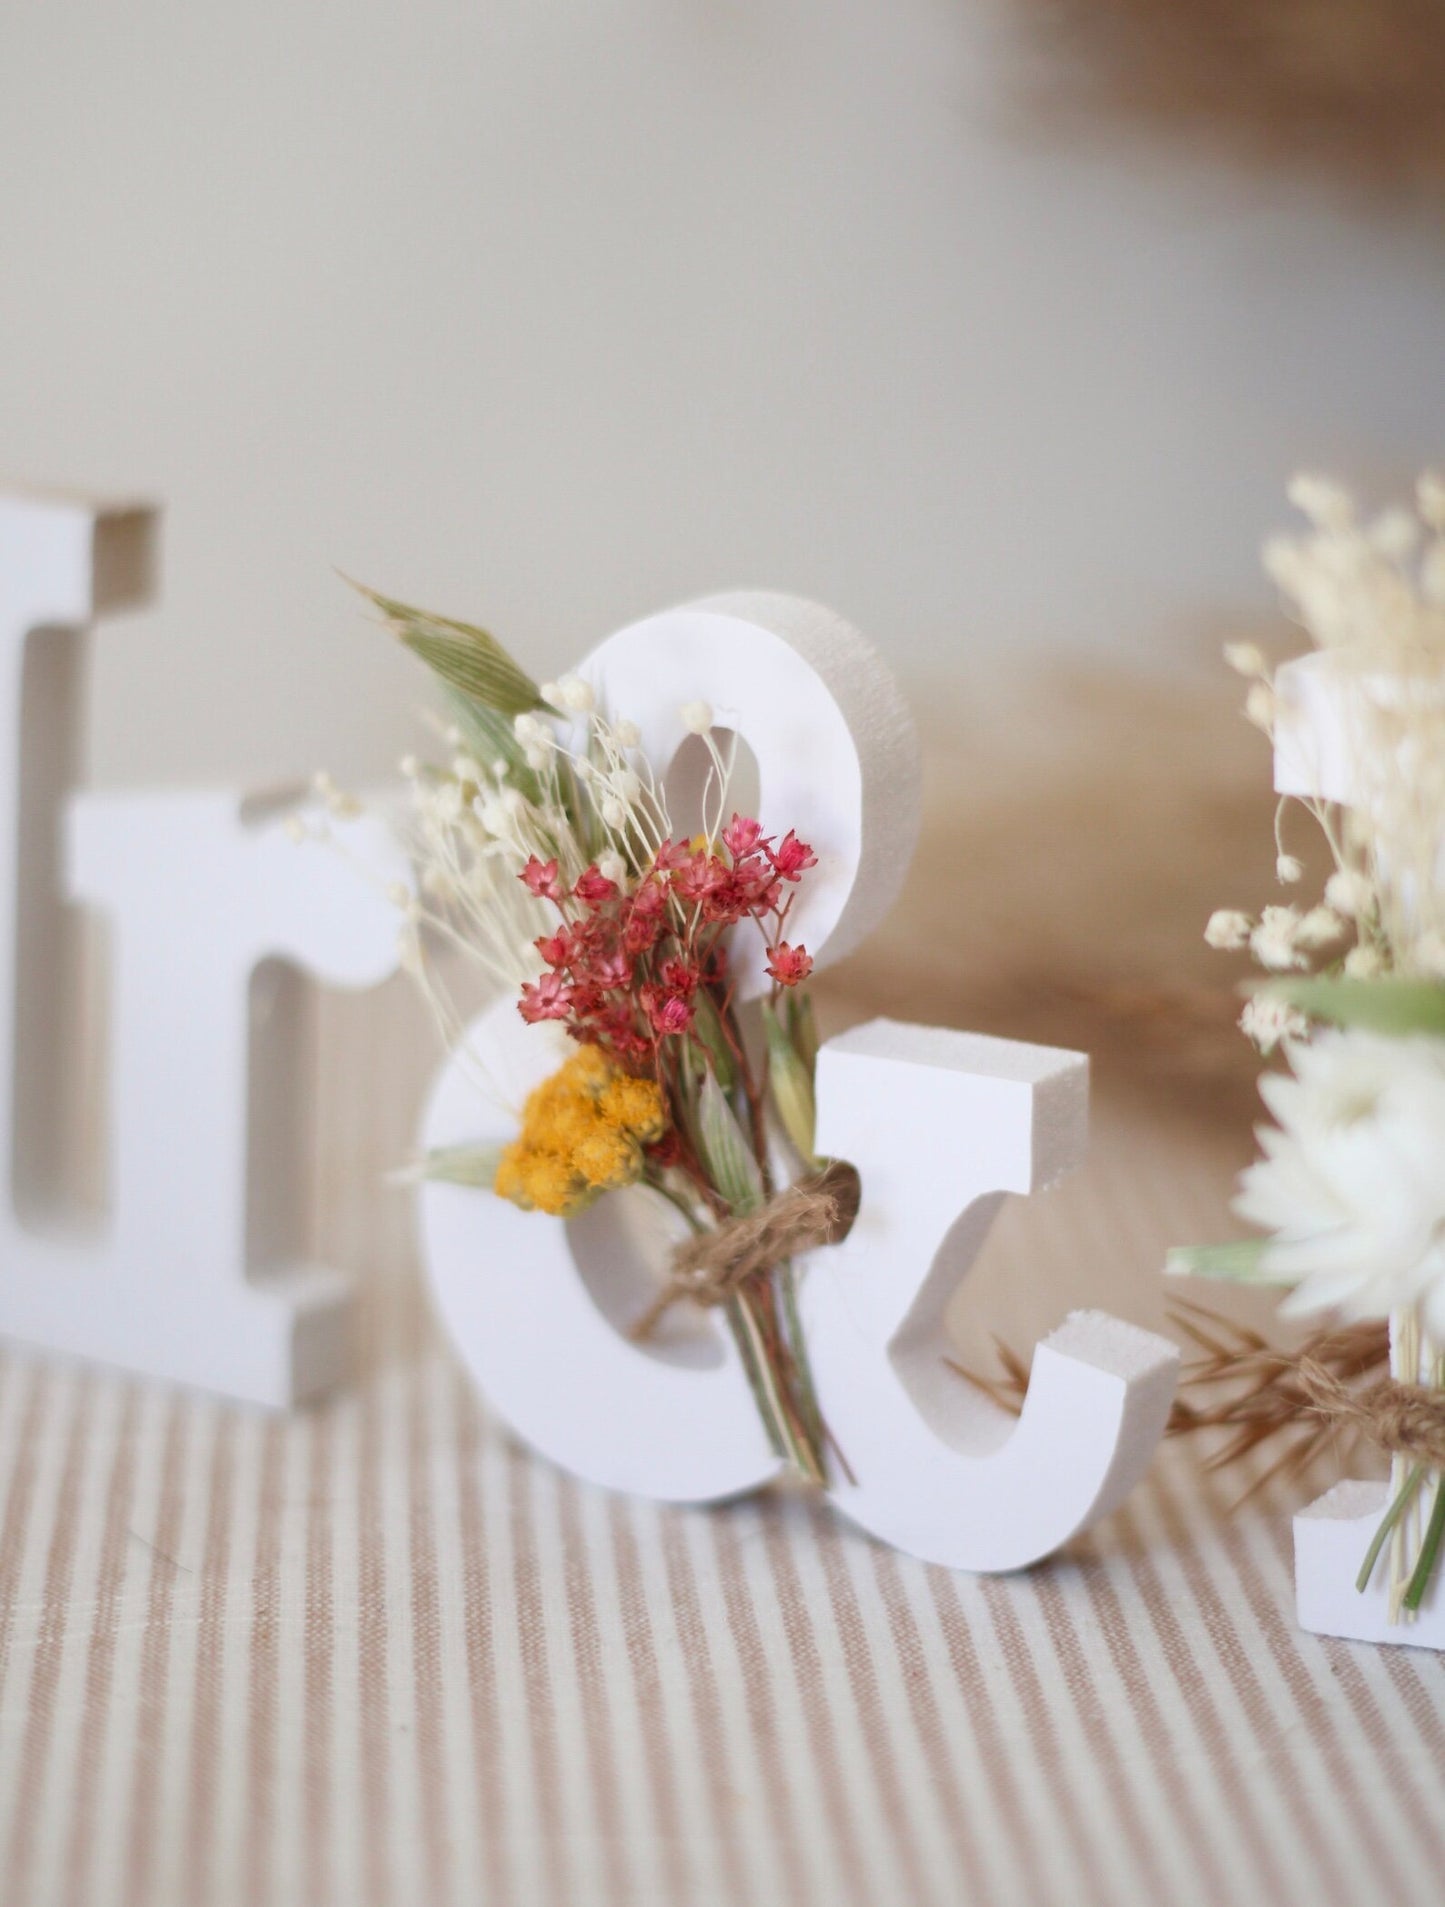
{"left": 1, "top": 1064, "right": 1442, "bottom": 1907}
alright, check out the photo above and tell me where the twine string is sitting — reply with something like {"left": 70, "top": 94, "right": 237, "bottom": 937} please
{"left": 631, "top": 1160, "right": 861, "bottom": 1342}
{"left": 1295, "top": 1358, "right": 1445, "bottom": 1468}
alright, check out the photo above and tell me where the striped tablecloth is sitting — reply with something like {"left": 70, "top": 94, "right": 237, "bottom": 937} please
{"left": 0, "top": 1008, "right": 1441, "bottom": 1907}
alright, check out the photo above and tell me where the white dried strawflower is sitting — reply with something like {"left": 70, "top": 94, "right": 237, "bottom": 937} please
{"left": 680, "top": 700, "right": 714, "bottom": 735}
{"left": 1239, "top": 994, "right": 1309, "bottom": 1056}
{"left": 1223, "top": 641, "right": 1267, "bottom": 678}
{"left": 1205, "top": 909, "right": 1253, "bottom": 951}
{"left": 1324, "top": 868, "right": 1373, "bottom": 919}
{"left": 557, "top": 674, "right": 595, "bottom": 714}
{"left": 1250, "top": 905, "right": 1306, "bottom": 972}
{"left": 1276, "top": 853, "right": 1303, "bottom": 885}
{"left": 1234, "top": 1029, "right": 1445, "bottom": 1333}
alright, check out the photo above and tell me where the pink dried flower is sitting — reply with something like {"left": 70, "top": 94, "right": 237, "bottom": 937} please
{"left": 766, "top": 941, "right": 813, "bottom": 986}
{"left": 519, "top": 972, "right": 572, "bottom": 1023}
{"left": 520, "top": 856, "right": 566, "bottom": 904}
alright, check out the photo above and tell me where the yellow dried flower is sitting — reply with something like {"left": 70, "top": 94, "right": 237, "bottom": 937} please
{"left": 573, "top": 1126, "right": 641, "bottom": 1191}
{"left": 600, "top": 1073, "right": 666, "bottom": 1144}
{"left": 494, "top": 1048, "right": 669, "bottom": 1217}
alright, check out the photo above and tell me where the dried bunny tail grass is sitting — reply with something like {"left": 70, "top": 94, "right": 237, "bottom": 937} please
{"left": 954, "top": 1301, "right": 1394, "bottom": 1501}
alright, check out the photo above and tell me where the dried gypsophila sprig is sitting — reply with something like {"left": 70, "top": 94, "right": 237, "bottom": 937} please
{"left": 1203, "top": 471, "right": 1445, "bottom": 1057}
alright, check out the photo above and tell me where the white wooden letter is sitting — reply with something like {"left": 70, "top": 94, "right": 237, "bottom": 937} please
{"left": 0, "top": 493, "right": 402, "bottom": 1404}
{"left": 421, "top": 596, "right": 1178, "bottom": 1560}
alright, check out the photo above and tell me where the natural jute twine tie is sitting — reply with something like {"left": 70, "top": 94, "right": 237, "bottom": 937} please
{"left": 1296, "top": 1358, "right": 1445, "bottom": 1468}
{"left": 631, "top": 1160, "right": 861, "bottom": 1342}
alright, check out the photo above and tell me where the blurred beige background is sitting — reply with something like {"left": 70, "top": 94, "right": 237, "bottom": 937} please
{"left": 2, "top": 0, "right": 1444, "bottom": 794}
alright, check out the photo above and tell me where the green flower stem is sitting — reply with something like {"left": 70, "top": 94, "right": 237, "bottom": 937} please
{"left": 1356, "top": 1466, "right": 1425, "bottom": 1593}
{"left": 1402, "top": 1473, "right": 1445, "bottom": 1613}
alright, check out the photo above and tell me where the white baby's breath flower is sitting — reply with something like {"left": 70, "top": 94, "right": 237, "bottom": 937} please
{"left": 613, "top": 719, "right": 641, "bottom": 749}
{"left": 1233, "top": 1029, "right": 1445, "bottom": 1335}
{"left": 1293, "top": 905, "right": 1347, "bottom": 952}
{"left": 513, "top": 713, "right": 547, "bottom": 746}
{"left": 1238, "top": 994, "right": 1308, "bottom": 1055}
{"left": 680, "top": 700, "right": 714, "bottom": 735}
{"left": 1223, "top": 641, "right": 1267, "bottom": 678}
{"left": 1344, "top": 943, "right": 1385, "bottom": 979}
{"left": 523, "top": 744, "right": 550, "bottom": 772}
{"left": 1250, "top": 905, "right": 1306, "bottom": 972}
{"left": 1276, "top": 853, "right": 1303, "bottom": 885}
{"left": 1324, "top": 868, "right": 1373, "bottom": 919}
{"left": 557, "top": 674, "right": 595, "bottom": 714}
{"left": 1205, "top": 909, "right": 1253, "bottom": 951}
{"left": 538, "top": 681, "right": 563, "bottom": 710}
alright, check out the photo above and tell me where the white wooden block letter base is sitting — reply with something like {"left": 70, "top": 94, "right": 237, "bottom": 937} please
{"left": 421, "top": 595, "right": 1178, "bottom": 1568}
{"left": 0, "top": 494, "right": 403, "bottom": 1405}
{"left": 1276, "top": 653, "right": 1445, "bottom": 1645}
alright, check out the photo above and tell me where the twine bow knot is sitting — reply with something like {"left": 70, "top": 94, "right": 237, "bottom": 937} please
{"left": 631, "top": 1160, "right": 861, "bottom": 1342}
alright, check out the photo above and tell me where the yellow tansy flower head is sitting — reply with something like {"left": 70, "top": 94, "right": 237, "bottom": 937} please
{"left": 494, "top": 1048, "right": 670, "bottom": 1218}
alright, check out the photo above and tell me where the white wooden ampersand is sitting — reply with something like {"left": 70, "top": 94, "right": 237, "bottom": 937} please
{"left": 1275, "top": 653, "right": 1445, "bottom": 1646}
{"left": 0, "top": 493, "right": 404, "bottom": 1404}
{"left": 421, "top": 594, "right": 1178, "bottom": 1567}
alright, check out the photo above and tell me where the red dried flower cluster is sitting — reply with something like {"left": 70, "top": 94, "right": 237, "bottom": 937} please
{"left": 517, "top": 817, "right": 817, "bottom": 1068}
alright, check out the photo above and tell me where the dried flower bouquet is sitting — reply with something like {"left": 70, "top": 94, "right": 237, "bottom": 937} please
{"left": 1170, "top": 473, "right": 1445, "bottom": 1622}
{"left": 364, "top": 590, "right": 850, "bottom": 1484}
